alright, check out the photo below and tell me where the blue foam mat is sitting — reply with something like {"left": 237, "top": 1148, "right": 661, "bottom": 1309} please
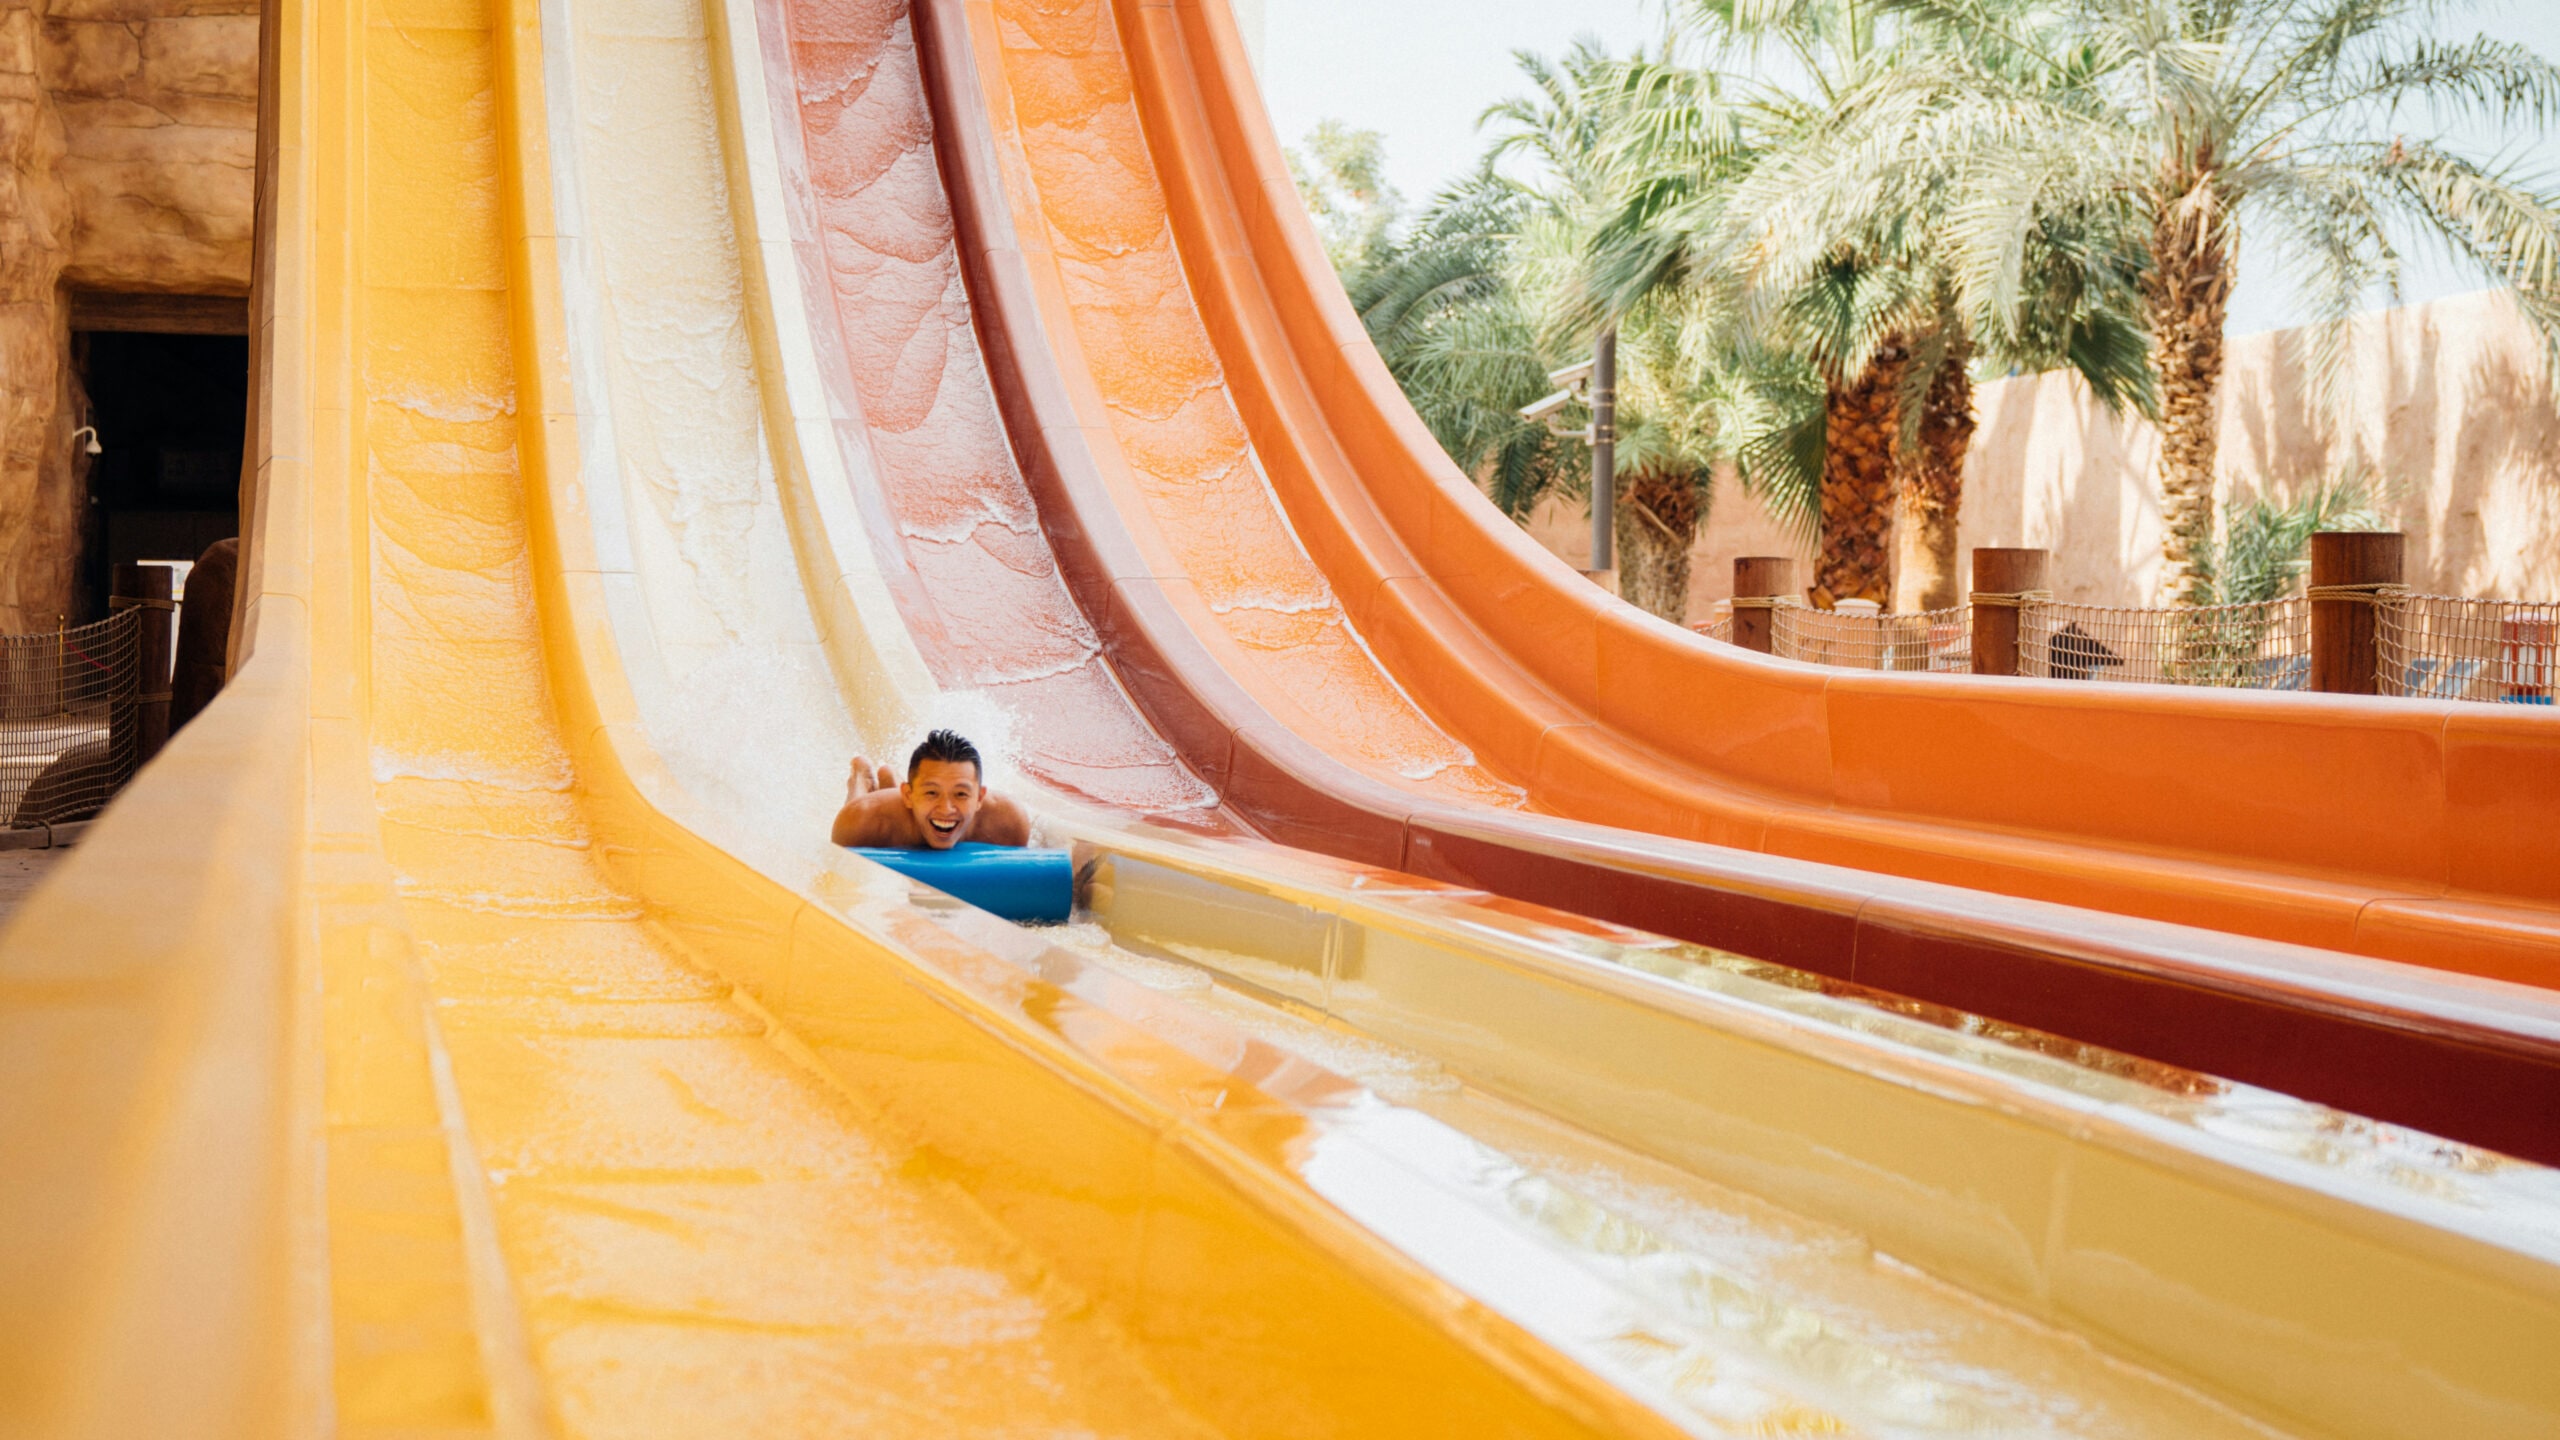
{"left": 852, "top": 841, "right": 1074, "bottom": 922}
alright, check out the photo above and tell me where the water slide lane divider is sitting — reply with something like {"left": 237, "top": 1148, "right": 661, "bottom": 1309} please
{"left": 1071, "top": 835, "right": 2560, "bottom": 1438}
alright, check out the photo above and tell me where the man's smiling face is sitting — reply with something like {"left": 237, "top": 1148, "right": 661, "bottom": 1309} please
{"left": 902, "top": 758, "right": 984, "bottom": 849}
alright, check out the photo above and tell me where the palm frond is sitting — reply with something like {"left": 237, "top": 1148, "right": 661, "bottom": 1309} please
{"left": 2198, "top": 468, "right": 2386, "bottom": 605}
{"left": 2334, "top": 36, "right": 2560, "bottom": 126}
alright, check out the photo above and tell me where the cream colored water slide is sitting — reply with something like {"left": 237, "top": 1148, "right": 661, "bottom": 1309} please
{"left": 4, "top": 0, "right": 2559, "bottom": 1436}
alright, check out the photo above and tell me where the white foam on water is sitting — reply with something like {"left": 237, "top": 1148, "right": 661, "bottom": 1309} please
{"left": 650, "top": 639, "right": 866, "bottom": 844}
{"left": 371, "top": 747, "right": 576, "bottom": 793}
{"left": 882, "top": 689, "right": 1027, "bottom": 797}
{"left": 371, "top": 384, "right": 518, "bottom": 426}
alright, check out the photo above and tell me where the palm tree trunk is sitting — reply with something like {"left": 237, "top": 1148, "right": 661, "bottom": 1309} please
{"left": 1892, "top": 334, "right": 1974, "bottom": 612}
{"left": 1816, "top": 340, "right": 1904, "bottom": 608}
{"left": 1614, "top": 467, "right": 1698, "bottom": 625}
{"left": 2146, "top": 195, "right": 2233, "bottom": 606}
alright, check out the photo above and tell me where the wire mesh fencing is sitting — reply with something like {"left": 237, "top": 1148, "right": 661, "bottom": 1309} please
{"left": 0, "top": 611, "right": 141, "bottom": 831}
{"left": 1769, "top": 604, "right": 1972, "bottom": 673}
{"left": 2378, "top": 594, "right": 2559, "bottom": 704}
{"left": 2017, "top": 598, "right": 2313, "bottom": 690}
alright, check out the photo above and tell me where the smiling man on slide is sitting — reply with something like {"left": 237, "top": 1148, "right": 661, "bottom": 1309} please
{"left": 832, "top": 729, "right": 1032, "bottom": 850}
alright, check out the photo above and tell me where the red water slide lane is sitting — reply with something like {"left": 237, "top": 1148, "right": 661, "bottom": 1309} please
{"left": 758, "top": 0, "right": 2560, "bottom": 1164}
{"left": 754, "top": 0, "right": 1232, "bottom": 821}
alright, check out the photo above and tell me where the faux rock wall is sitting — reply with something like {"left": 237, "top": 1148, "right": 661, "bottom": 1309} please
{"left": 0, "top": 1, "right": 80, "bottom": 630}
{"left": 42, "top": 0, "right": 256, "bottom": 293}
{"left": 0, "top": 0, "right": 253, "bottom": 630}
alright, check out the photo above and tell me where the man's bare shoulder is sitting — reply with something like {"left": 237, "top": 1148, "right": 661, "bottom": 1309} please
{"left": 975, "top": 792, "right": 1033, "bottom": 847}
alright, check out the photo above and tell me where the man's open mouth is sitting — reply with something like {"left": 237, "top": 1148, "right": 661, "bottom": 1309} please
{"left": 929, "top": 818, "right": 960, "bottom": 835}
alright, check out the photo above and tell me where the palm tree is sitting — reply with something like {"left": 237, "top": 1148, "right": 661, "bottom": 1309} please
{"left": 1285, "top": 120, "right": 1405, "bottom": 279}
{"left": 1485, "top": 42, "right": 1729, "bottom": 619}
{"left": 1896, "top": 0, "right": 2560, "bottom": 603}
{"left": 1356, "top": 173, "right": 1726, "bottom": 624}
{"left": 1708, "top": 59, "right": 2157, "bottom": 609}
{"left": 1565, "top": 4, "right": 1885, "bottom": 608}
{"left": 1585, "top": 0, "right": 2157, "bottom": 611}
{"left": 1595, "top": 293, "right": 1734, "bottom": 620}
{"left": 1350, "top": 175, "right": 1586, "bottom": 520}
{"left": 1352, "top": 42, "right": 1741, "bottom": 625}
{"left": 1572, "top": 1, "right": 1967, "bottom": 609}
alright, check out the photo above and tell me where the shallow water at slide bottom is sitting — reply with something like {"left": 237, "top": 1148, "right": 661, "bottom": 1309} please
{"left": 1029, "top": 920, "right": 2297, "bottom": 1438}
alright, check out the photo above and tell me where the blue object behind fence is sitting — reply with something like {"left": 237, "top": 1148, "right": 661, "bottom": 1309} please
{"left": 853, "top": 842, "right": 1074, "bottom": 922}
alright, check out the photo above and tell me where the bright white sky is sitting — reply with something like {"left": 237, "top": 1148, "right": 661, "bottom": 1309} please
{"left": 1255, "top": 0, "right": 2560, "bottom": 335}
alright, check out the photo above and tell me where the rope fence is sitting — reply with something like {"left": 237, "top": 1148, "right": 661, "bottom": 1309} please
{"left": 2018, "top": 598, "right": 2312, "bottom": 690}
{"left": 1699, "top": 544, "right": 2556, "bottom": 706}
{"left": 2379, "top": 594, "right": 2558, "bottom": 705}
{"left": 1770, "top": 604, "right": 1971, "bottom": 673}
{"left": 0, "top": 611, "right": 142, "bottom": 830}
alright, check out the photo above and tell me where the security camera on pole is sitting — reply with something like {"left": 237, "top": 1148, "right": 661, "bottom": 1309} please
{"left": 1516, "top": 329, "right": 1618, "bottom": 596}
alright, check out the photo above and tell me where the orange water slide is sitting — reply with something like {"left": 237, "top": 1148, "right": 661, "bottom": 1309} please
{"left": 1090, "top": 0, "right": 2560, "bottom": 980}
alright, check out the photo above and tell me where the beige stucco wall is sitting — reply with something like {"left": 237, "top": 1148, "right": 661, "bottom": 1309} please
{"left": 1964, "top": 287, "right": 2560, "bottom": 605}
{"left": 1519, "top": 288, "right": 2560, "bottom": 623}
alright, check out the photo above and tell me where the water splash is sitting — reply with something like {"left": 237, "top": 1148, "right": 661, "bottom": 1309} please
{"left": 879, "top": 689, "right": 1029, "bottom": 796}
{"left": 651, "top": 640, "right": 867, "bottom": 844}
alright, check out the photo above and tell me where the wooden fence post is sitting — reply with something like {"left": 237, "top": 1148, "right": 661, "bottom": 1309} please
{"left": 1732, "top": 557, "right": 1793, "bottom": 654}
{"left": 1970, "top": 548, "right": 2049, "bottom": 676}
{"left": 111, "top": 562, "right": 176, "bottom": 764}
{"left": 2309, "top": 531, "right": 2403, "bottom": 695}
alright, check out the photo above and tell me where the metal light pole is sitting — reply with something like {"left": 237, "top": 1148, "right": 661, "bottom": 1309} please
{"left": 1589, "top": 327, "right": 1616, "bottom": 575}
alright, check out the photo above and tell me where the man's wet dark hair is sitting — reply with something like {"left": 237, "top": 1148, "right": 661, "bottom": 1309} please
{"left": 906, "top": 728, "right": 983, "bottom": 783}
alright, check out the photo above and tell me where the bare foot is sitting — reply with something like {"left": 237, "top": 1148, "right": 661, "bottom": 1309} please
{"left": 846, "top": 756, "right": 896, "bottom": 804}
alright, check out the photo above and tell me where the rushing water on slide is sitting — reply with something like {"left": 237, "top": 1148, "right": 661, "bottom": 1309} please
{"left": 1030, "top": 918, "right": 2307, "bottom": 1437}
{"left": 349, "top": 3, "right": 1226, "bottom": 1432}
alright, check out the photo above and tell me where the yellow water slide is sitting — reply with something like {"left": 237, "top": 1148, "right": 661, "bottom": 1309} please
{"left": 6, "top": 0, "right": 2560, "bottom": 1437}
